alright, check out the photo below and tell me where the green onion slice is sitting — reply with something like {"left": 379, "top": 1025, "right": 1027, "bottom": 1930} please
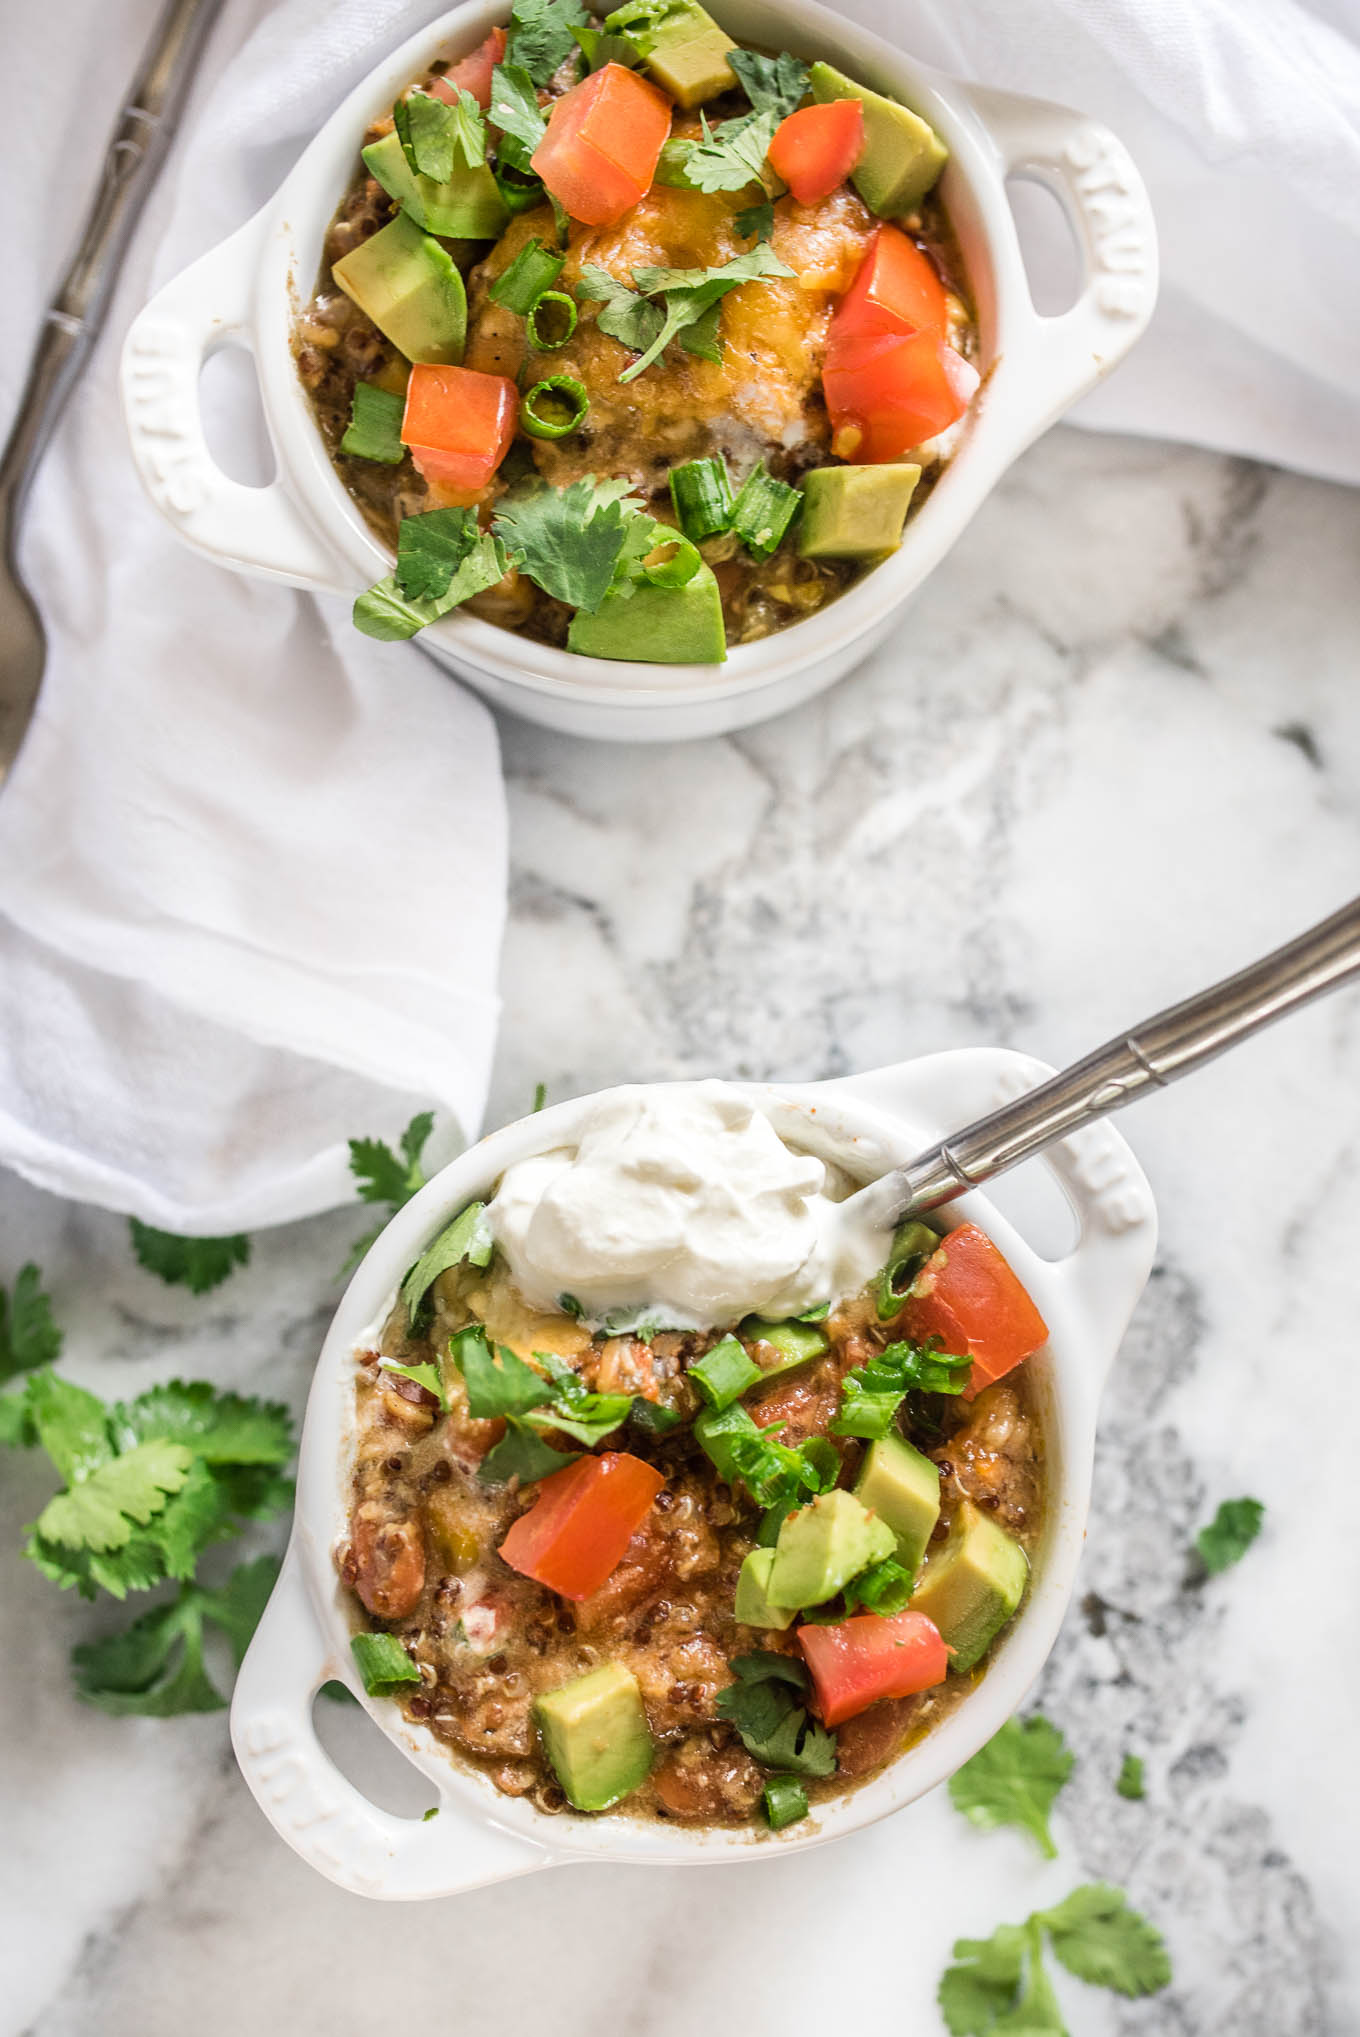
{"left": 495, "top": 163, "right": 546, "bottom": 215}
{"left": 670, "top": 456, "right": 733, "bottom": 543}
{"left": 689, "top": 1334, "right": 764, "bottom": 1411}
{"left": 351, "top": 1632, "right": 421, "bottom": 1697}
{"left": 340, "top": 381, "right": 407, "bottom": 465}
{"left": 731, "top": 460, "right": 802, "bottom": 559}
{"left": 876, "top": 1219, "right": 940, "bottom": 1321}
{"left": 490, "top": 238, "right": 566, "bottom": 314}
{"left": 763, "top": 1775, "right": 810, "bottom": 1830}
{"left": 641, "top": 533, "right": 702, "bottom": 588}
{"left": 527, "top": 288, "right": 579, "bottom": 350}
{"left": 520, "top": 375, "right": 589, "bottom": 439}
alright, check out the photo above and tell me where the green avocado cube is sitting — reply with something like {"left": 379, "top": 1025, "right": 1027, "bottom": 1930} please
{"left": 332, "top": 211, "right": 467, "bottom": 365}
{"left": 605, "top": 0, "right": 738, "bottom": 106}
{"left": 854, "top": 1434, "right": 940, "bottom": 1580}
{"left": 734, "top": 1547, "right": 797, "bottom": 1629}
{"left": 363, "top": 131, "right": 509, "bottom": 242}
{"left": 809, "top": 61, "right": 947, "bottom": 216}
{"left": 567, "top": 565, "right": 727, "bottom": 664}
{"left": 798, "top": 463, "right": 922, "bottom": 561}
{"left": 766, "top": 1489, "right": 897, "bottom": 1610}
{"left": 909, "top": 1500, "right": 1028, "bottom": 1674}
{"left": 534, "top": 1662, "right": 653, "bottom": 1811}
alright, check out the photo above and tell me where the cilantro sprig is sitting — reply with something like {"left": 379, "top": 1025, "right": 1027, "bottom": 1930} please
{"left": 343, "top": 1111, "right": 439, "bottom": 1272}
{"left": 716, "top": 1651, "right": 837, "bottom": 1776}
{"left": 578, "top": 244, "right": 794, "bottom": 383}
{"left": 73, "top": 1555, "right": 280, "bottom": 1716}
{"left": 0, "top": 1263, "right": 61, "bottom": 1383}
{"left": 129, "top": 1221, "right": 250, "bottom": 1296}
{"left": 947, "top": 1715, "right": 1074, "bottom": 1859}
{"left": 726, "top": 48, "right": 810, "bottom": 117}
{"left": 504, "top": 0, "right": 588, "bottom": 86}
{"left": 355, "top": 512, "right": 510, "bottom": 643}
{"left": 492, "top": 476, "right": 642, "bottom": 612}
{"left": 489, "top": 61, "right": 548, "bottom": 171}
{"left": 940, "top": 1886, "right": 1171, "bottom": 2034}
{"left": 678, "top": 108, "right": 780, "bottom": 196}
{"left": 394, "top": 87, "right": 486, "bottom": 180}
{"left": 1195, "top": 1495, "right": 1264, "bottom": 1575}
{"left": 448, "top": 1325, "right": 637, "bottom": 1483}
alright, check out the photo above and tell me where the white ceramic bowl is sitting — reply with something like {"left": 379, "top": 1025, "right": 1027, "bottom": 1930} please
{"left": 122, "top": 0, "right": 1157, "bottom": 743}
{"left": 231, "top": 1048, "right": 1155, "bottom": 1897}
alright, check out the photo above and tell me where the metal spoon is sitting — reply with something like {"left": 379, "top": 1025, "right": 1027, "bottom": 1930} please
{"left": 0, "top": 0, "right": 220, "bottom": 780}
{"left": 850, "top": 892, "right": 1360, "bottom": 1231}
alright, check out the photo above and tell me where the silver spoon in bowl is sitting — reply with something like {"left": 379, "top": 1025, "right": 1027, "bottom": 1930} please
{"left": 847, "top": 892, "right": 1360, "bottom": 1233}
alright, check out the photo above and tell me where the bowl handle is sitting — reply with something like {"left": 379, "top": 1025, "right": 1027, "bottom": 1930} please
{"left": 121, "top": 218, "right": 354, "bottom": 594}
{"left": 964, "top": 84, "right": 1159, "bottom": 441}
{"left": 230, "top": 1549, "right": 550, "bottom": 1899}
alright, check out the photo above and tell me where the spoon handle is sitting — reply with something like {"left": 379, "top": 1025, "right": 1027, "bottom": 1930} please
{"left": 882, "top": 893, "right": 1360, "bottom": 1223}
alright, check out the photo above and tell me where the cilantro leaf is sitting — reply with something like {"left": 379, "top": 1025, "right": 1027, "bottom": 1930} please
{"left": 0, "top": 1389, "right": 35, "bottom": 1449}
{"left": 526, "top": 1353, "right": 632, "bottom": 1446}
{"left": 396, "top": 506, "right": 481, "bottom": 601}
{"left": 1195, "top": 1495, "right": 1264, "bottom": 1574}
{"left": 619, "top": 241, "right": 794, "bottom": 382}
{"left": 716, "top": 1651, "right": 836, "bottom": 1776}
{"left": 734, "top": 198, "right": 774, "bottom": 243}
{"left": 450, "top": 1325, "right": 554, "bottom": 1418}
{"left": 31, "top": 1438, "right": 192, "bottom": 1553}
{"left": 72, "top": 1555, "right": 279, "bottom": 1716}
{"left": 0, "top": 1265, "right": 62, "bottom": 1382}
{"left": 395, "top": 88, "right": 485, "bottom": 180}
{"left": 493, "top": 477, "right": 637, "bottom": 612}
{"left": 129, "top": 1221, "right": 250, "bottom": 1296}
{"left": 1041, "top": 1884, "right": 1172, "bottom": 1997}
{"left": 1116, "top": 1752, "right": 1145, "bottom": 1800}
{"left": 726, "top": 48, "right": 810, "bottom": 117}
{"left": 577, "top": 265, "right": 665, "bottom": 354}
{"left": 674, "top": 108, "right": 779, "bottom": 197}
{"left": 26, "top": 1369, "right": 114, "bottom": 1484}
{"left": 354, "top": 532, "right": 509, "bottom": 641}
{"left": 505, "top": 0, "right": 589, "bottom": 86}
{"left": 379, "top": 1358, "right": 449, "bottom": 1410}
{"left": 938, "top": 1924, "right": 1029, "bottom": 2037}
{"left": 110, "top": 1380, "right": 294, "bottom": 1466}
{"left": 489, "top": 61, "right": 548, "bottom": 169}
{"left": 349, "top": 1111, "right": 434, "bottom": 1208}
{"left": 948, "top": 1715, "right": 1074, "bottom": 1860}
{"left": 478, "top": 1416, "right": 578, "bottom": 1485}
{"left": 401, "top": 1201, "right": 495, "bottom": 1321}
{"left": 572, "top": 22, "right": 641, "bottom": 68}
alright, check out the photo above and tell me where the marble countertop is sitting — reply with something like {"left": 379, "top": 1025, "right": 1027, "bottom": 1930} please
{"left": 3, "top": 423, "right": 1358, "bottom": 2036}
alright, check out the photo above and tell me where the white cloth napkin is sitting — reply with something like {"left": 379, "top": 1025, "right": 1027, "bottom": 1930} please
{"left": 1, "top": 0, "right": 1357, "bottom": 1234}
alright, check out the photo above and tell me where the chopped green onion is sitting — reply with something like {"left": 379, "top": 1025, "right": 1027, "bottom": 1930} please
{"left": 731, "top": 461, "right": 802, "bottom": 558}
{"left": 641, "top": 533, "right": 702, "bottom": 588}
{"left": 670, "top": 456, "right": 733, "bottom": 542}
{"left": 739, "top": 1317, "right": 829, "bottom": 1367}
{"left": 527, "top": 288, "right": 579, "bottom": 350}
{"left": 630, "top": 1396, "right": 686, "bottom": 1438}
{"left": 340, "top": 382, "right": 407, "bottom": 465}
{"left": 495, "top": 162, "right": 545, "bottom": 215}
{"left": 689, "top": 1334, "right": 764, "bottom": 1411}
{"left": 877, "top": 1220, "right": 941, "bottom": 1321}
{"left": 694, "top": 1400, "right": 761, "bottom": 1483}
{"left": 653, "top": 137, "right": 699, "bottom": 188}
{"left": 762, "top": 1775, "right": 810, "bottom": 1830}
{"left": 351, "top": 1632, "right": 421, "bottom": 1697}
{"left": 520, "top": 376, "right": 589, "bottom": 439}
{"left": 490, "top": 238, "right": 566, "bottom": 314}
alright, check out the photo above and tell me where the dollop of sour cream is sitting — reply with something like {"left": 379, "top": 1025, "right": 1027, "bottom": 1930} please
{"left": 486, "top": 1083, "right": 888, "bottom": 1330}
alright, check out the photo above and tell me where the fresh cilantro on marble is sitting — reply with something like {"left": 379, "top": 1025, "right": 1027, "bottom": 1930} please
{"left": 947, "top": 1714, "right": 1074, "bottom": 1859}
{"left": 129, "top": 1220, "right": 251, "bottom": 1295}
{"left": 1195, "top": 1495, "right": 1264, "bottom": 1574}
{"left": 939, "top": 1884, "right": 1172, "bottom": 2034}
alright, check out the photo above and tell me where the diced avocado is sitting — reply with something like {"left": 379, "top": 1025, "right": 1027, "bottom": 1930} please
{"left": 767, "top": 1489, "right": 897, "bottom": 1610}
{"left": 567, "top": 566, "right": 727, "bottom": 664}
{"left": 605, "top": 0, "right": 738, "bottom": 107}
{"left": 798, "top": 463, "right": 922, "bottom": 561}
{"left": 332, "top": 211, "right": 467, "bottom": 365}
{"left": 808, "top": 61, "right": 948, "bottom": 216}
{"left": 362, "top": 130, "right": 510, "bottom": 242}
{"left": 854, "top": 1434, "right": 940, "bottom": 1580}
{"left": 734, "top": 1547, "right": 797, "bottom": 1630}
{"left": 739, "top": 1316, "right": 830, "bottom": 1380}
{"left": 534, "top": 1662, "right": 653, "bottom": 1811}
{"left": 909, "top": 1500, "right": 1028, "bottom": 1675}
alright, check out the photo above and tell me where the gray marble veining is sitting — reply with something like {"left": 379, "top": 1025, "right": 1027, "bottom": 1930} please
{"left": 2, "top": 422, "right": 1358, "bottom": 2036}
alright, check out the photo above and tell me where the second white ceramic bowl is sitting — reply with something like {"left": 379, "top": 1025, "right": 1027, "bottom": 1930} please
{"left": 122, "top": 0, "right": 1157, "bottom": 742}
{"left": 231, "top": 1048, "right": 1156, "bottom": 1898}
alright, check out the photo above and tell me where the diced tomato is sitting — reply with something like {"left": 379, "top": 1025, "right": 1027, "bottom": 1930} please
{"left": 400, "top": 363, "right": 518, "bottom": 502}
{"left": 904, "top": 1222, "right": 1049, "bottom": 1395}
{"left": 830, "top": 224, "right": 949, "bottom": 344}
{"left": 822, "top": 329, "right": 979, "bottom": 461}
{"left": 429, "top": 27, "right": 506, "bottom": 111}
{"left": 798, "top": 1610, "right": 948, "bottom": 1727}
{"left": 767, "top": 99, "right": 864, "bottom": 206}
{"left": 530, "top": 63, "right": 673, "bottom": 227}
{"left": 498, "top": 1452, "right": 665, "bottom": 1600}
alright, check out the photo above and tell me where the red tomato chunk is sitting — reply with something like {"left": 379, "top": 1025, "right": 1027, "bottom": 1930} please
{"left": 531, "top": 63, "right": 673, "bottom": 227}
{"left": 430, "top": 26, "right": 506, "bottom": 111}
{"left": 767, "top": 99, "right": 864, "bottom": 206}
{"left": 798, "top": 1609, "right": 949, "bottom": 1727}
{"left": 401, "top": 363, "right": 518, "bottom": 501}
{"left": 498, "top": 1451, "right": 666, "bottom": 1600}
{"left": 905, "top": 1222, "right": 1049, "bottom": 1394}
{"left": 823, "top": 223, "right": 978, "bottom": 462}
